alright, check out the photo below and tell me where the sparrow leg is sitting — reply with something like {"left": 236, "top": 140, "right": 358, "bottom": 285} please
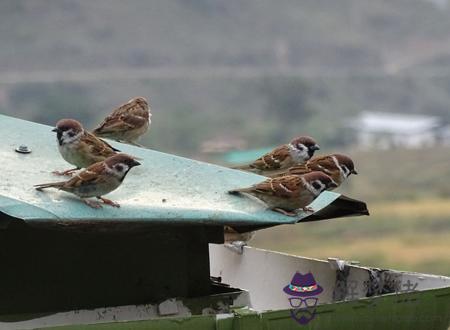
{"left": 97, "top": 196, "right": 120, "bottom": 208}
{"left": 83, "top": 199, "right": 103, "bottom": 209}
{"left": 271, "top": 208, "right": 297, "bottom": 217}
{"left": 52, "top": 168, "right": 80, "bottom": 176}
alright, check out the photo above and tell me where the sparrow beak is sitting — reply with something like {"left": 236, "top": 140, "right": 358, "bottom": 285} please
{"left": 351, "top": 169, "right": 358, "bottom": 175}
{"left": 51, "top": 127, "right": 59, "bottom": 133}
{"left": 311, "top": 144, "right": 320, "bottom": 151}
{"left": 330, "top": 180, "right": 339, "bottom": 188}
{"left": 131, "top": 160, "right": 141, "bottom": 167}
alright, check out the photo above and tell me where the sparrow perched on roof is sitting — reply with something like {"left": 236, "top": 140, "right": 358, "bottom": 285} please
{"left": 232, "top": 136, "right": 320, "bottom": 176}
{"left": 35, "top": 154, "right": 140, "bottom": 208}
{"left": 229, "top": 171, "right": 337, "bottom": 216}
{"left": 274, "top": 153, "right": 358, "bottom": 187}
{"left": 52, "top": 119, "right": 119, "bottom": 176}
{"left": 92, "top": 97, "right": 151, "bottom": 146}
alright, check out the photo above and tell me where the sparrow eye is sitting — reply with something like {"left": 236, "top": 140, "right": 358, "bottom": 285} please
{"left": 115, "top": 165, "right": 124, "bottom": 172}
{"left": 312, "top": 182, "right": 322, "bottom": 190}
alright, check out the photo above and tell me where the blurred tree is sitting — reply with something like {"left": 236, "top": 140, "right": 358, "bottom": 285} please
{"left": 259, "top": 76, "right": 314, "bottom": 141}
{"left": 8, "top": 83, "right": 96, "bottom": 127}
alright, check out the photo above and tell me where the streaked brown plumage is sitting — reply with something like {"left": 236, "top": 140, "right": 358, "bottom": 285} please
{"left": 93, "top": 97, "right": 150, "bottom": 146}
{"left": 232, "top": 136, "right": 320, "bottom": 176}
{"left": 35, "top": 154, "right": 141, "bottom": 208}
{"left": 53, "top": 119, "right": 119, "bottom": 176}
{"left": 228, "top": 171, "right": 337, "bottom": 216}
{"left": 276, "top": 153, "right": 357, "bottom": 187}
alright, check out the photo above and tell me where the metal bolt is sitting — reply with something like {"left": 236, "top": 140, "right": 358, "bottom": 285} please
{"left": 15, "top": 145, "right": 32, "bottom": 154}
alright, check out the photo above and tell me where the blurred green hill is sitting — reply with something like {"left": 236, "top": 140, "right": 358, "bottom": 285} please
{"left": 2, "top": 0, "right": 450, "bottom": 72}
{"left": 2, "top": 0, "right": 450, "bottom": 154}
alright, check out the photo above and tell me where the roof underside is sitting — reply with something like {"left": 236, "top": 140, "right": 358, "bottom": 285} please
{"left": 0, "top": 115, "right": 368, "bottom": 232}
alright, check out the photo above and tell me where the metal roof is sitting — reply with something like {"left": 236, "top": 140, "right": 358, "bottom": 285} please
{"left": 0, "top": 114, "right": 368, "bottom": 231}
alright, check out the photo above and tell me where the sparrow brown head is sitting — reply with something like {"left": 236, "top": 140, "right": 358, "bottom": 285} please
{"left": 93, "top": 97, "right": 151, "bottom": 146}
{"left": 334, "top": 153, "right": 357, "bottom": 176}
{"left": 35, "top": 154, "right": 141, "bottom": 208}
{"left": 289, "top": 136, "right": 320, "bottom": 160}
{"left": 229, "top": 171, "right": 336, "bottom": 216}
{"left": 52, "top": 119, "right": 119, "bottom": 176}
{"left": 53, "top": 119, "right": 84, "bottom": 146}
{"left": 232, "top": 135, "right": 319, "bottom": 176}
{"left": 278, "top": 153, "right": 357, "bottom": 187}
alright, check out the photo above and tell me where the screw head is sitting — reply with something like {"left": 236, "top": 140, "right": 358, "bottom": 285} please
{"left": 15, "top": 145, "right": 32, "bottom": 154}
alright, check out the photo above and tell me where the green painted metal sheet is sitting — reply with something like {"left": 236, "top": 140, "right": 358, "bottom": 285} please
{"left": 0, "top": 115, "right": 368, "bottom": 229}
{"left": 37, "top": 287, "right": 450, "bottom": 330}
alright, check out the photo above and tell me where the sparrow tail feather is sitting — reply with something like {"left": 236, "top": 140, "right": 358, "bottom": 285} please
{"left": 228, "top": 187, "right": 254, "bottom": 196}
{"left": 34, "top": 182, "right": 65, "bottom": 191}
{"left": 231, "top": 164, "right": 252, "bottom": 170}
{"left": 228, "top": 189, "right": 243, "bottom": 196}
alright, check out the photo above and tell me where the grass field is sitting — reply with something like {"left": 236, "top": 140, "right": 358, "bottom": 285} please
{"left": 252, "top": 198, "right": 450, "bottom": 275}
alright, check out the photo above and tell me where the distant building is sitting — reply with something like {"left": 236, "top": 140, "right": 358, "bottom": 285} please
{"left": 352, "top": 111, "right": 442, "bottom": 150}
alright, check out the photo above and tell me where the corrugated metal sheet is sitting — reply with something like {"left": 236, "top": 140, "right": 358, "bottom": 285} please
{"left": 0, "top": 115, "right": 368, "bottom": 230}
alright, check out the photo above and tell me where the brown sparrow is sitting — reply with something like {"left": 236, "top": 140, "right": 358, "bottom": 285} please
{"left": 232, "top": 136, "right": 320, "bottom": 176}
{"left": 92, "top": 97, "right": 151, "bottom": 146}
{"left": 229, "top": 171, "right": 337, "bottom": 216}
{"left": 224, "top": 226, "right": 255, "bottom": 243}
{"left": 52, "top": 119, "right": 119, "bottom": 176}
{"left": 278, "top": 153, "right": 358, "bottom": 187}
{"left": 35, "top": 154, "right": 140, "bottom": 208}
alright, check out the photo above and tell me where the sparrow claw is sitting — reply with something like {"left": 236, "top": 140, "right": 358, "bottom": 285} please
{"left": 271, "top": 208, "right": 297, "bottom": 217}
{"left": 84, "top": 199, "right": 103, "bottom": 209}
{"left": 97, "top": 196, "right": 120, "bottom": 208}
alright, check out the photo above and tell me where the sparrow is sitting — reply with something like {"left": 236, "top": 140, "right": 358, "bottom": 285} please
{"left": 228, "top": 171, "right": 337, "bottom": 216}
{"left": 224, "top": 226, "right": 255, "bottom": 244}
{"left": 232, "top": 136, "right": 320, "bottom": 176}
{"left": 52, "top": 119, "right": 119, "bottom": 176}
{"left": 92, "top": 97, "right": 151, "bottom": 146}
{"left": 274, "top": 153, "right": 358, "bottom": 187}
{"left": 35, "top": 154, "right": 141, "bottom": 208}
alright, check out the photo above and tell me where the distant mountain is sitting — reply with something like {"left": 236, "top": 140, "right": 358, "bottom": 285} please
{"left": 2, "top": 0, "right": 450, "bottom": 73}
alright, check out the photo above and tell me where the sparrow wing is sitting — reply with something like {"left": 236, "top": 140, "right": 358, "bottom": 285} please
{"left": 286, "top": 155, "right": 335, "bottom": 176}
{"left": 82, "top": 132, "right": 117, "bottom": 158}
{"left": 284, "top": 163, "right": 311, "bottom": 176}
{"left": 249, "top": 145, "right": 291, "bottom": 171}
{"left": 62, "top": 162, "right": 108, "bottom": 189}
{"left": 251, "top": 176, "right": 302, "bottom": 198}
{"left": 93, "top": 98, "right": 149, "bottom": 135}
{"left": 306, "top": 155, "right": 337, "bottom": 174}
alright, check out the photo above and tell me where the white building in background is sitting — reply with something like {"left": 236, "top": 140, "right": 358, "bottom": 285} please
{"left": 352, "top": 111, "right": 443, "bottom": 150}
